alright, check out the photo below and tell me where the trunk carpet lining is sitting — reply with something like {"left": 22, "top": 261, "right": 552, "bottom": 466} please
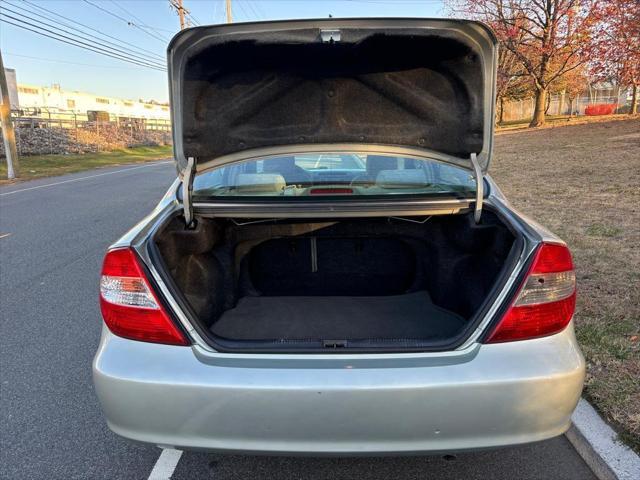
{"left": 210, "top": 291, "right": 466, "bottom": 341}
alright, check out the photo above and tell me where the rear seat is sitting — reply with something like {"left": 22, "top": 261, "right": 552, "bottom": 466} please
{"left": 235, "top": 173, "right": 286, "bottom": 194}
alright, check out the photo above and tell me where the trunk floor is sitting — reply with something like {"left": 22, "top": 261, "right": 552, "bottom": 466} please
{"left": 211, "top": 291, "right": 466, "bottom": 340}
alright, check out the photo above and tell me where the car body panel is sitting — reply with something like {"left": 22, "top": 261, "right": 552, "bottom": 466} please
{"left": 93, "top": 323, "right": 584, "bottom": 454}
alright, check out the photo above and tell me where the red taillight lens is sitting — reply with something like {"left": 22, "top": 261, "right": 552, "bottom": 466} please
{"left": 485, "top": 242, "right": 576, "bottom": 343}
{"left": 99, "top": 248, "right": 189, "bottom": 346}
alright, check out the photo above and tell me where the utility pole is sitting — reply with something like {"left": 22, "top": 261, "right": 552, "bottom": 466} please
{"left": 226, "top": 0, "right": 232, "bottom": 23}
{"left": 0, "top": 49, "right": 19, "bottom": 179}
{"left": 177, "top": 0, "right": 185, "bottom": 30}
{"left": 169, "top": 0, "right": 188, "bottom": 30}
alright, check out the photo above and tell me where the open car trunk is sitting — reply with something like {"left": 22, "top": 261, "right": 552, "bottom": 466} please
{"left": 152, "top": 209, "right": 519, "bottom": 352}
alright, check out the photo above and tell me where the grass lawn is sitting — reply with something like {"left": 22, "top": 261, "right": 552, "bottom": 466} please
{"left": 496, "top": 113, "right": 637, "bottom": 131}
{"left": 0, "top": 145, "right": 173, "bottom": 183}
{"left": 492, "top": 118, "right": 640, "bottom": 451}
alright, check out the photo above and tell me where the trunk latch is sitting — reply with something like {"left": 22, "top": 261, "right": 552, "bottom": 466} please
{"left": 323, "top": 339, "right": 347, "bottom": 348}
{"left": 320, "top": 29, "right": 341, "bottom": 43}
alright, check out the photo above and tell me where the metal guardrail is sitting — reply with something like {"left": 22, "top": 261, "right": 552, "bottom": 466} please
{"left": 10, "top": 107, "right": 171, "bottom": 131}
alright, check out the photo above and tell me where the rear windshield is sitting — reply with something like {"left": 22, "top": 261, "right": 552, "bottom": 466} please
{"left": 192, "top": 153, "right": 476, "bottom": 199}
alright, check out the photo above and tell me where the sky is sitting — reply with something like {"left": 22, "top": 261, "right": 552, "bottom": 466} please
{"left": 0, "top": 0, "right": 446, "bottom": 102}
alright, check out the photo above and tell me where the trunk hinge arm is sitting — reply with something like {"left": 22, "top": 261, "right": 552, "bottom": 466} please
{"left": 470, "top": 152, "right": 483, "bottom": 223}
{"left": 182, "top": 156, "right": 196, "bottom": 229}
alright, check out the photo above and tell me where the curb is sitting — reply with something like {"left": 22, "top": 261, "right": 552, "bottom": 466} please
{"left": 567, "top": 399, "right": 640, "bottom": 480}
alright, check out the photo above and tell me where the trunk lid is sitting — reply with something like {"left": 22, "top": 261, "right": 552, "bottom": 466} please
{"left": 167, "top": 18, "right": 498, "bottom": 177}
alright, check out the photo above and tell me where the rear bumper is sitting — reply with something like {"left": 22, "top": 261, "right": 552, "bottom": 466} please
{"left": 93, "top": 324, "right": 585, "bottom": 454}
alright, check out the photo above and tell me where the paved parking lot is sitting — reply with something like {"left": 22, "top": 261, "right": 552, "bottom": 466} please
{"left": 0, "top": 162, "right": 596, "bottom": 479}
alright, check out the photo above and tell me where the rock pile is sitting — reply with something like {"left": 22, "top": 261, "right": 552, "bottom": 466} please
{"left": 0, "top": 123, "right": 172, "bottom": 156}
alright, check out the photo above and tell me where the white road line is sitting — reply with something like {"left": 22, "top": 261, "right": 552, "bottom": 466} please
{"left": 148, "top": 449, "right": 183, "bottom": 480}
{"left": 0, "top": 161, "right": 172, "bottom": 197}
{"left": 0, "top": 233, "right": 11, "bottom": 239}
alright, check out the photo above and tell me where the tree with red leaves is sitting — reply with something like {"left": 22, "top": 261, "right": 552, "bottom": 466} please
{"left": 589, "top": 0, "right": 640, "bottom": 114}
{"left": 448, "top": 0, "right": 598, "bottom": 127}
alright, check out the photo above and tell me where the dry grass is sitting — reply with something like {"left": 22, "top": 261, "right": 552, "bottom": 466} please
{"left": 496, "top": 113, "right": 639, "bottom": 131}
{"left": 491, "top": 118, "right": 640, "bottom": 451}
{"left": 0, "top": 145, "right": 173, "bottom": 184}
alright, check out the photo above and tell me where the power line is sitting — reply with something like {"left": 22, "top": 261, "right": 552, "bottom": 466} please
{"left": 0, "top": 14, "right": 165, "bottom": 71}
{"left": 19, "top": 0, "right": 165, "bottom": 61}
{"left": 248, "top": 0, "right": 267, "bottom": 19}
{"left": 242, "top": 1, "right": 262, "bottom": 20}
{"left": 4, "top": 52, "right": 161, "bottom": 71}
{"left": 108, "top": 0, "right": 175, "bottom": 36}
{"left": 186, "top": 11, "right": 201, "bottom": 27}
{"left": 236, "top": 0, "right": 252, "bottom": 21}
{"left": 182, "top": 1, "right": 201, "bottom": 27}
{"left": 82, "top": 0, "right": 169, "bottom": 43}
{"left": 212, "top": 1, "right": 219, "bottom": 23}
{"left": 0, "top": 15, "right": 166, "bottom": 71}
{"left": 1, "top": 4, "right": 166, "bottom": 68}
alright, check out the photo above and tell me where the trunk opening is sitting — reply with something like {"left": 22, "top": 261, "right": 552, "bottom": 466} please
{"left": 151, "top": 210, "right": 519, "bottom": 353}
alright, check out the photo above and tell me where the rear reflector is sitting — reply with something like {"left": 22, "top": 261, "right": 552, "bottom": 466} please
{"left": 99, "top": 248, "right": 189, "bottom": 346}
{"left": 485, "top": 242, "right": 576, "bottom": 343}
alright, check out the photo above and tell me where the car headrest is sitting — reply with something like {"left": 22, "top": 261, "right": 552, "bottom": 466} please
{"left": 376, "top": 170, "right": 428, "bottom": 189}
{"left": 235, "top": 173, "right": 286, "bottom": 194}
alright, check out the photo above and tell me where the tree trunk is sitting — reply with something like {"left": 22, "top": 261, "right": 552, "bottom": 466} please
{"left": 529, "top": 87, "right": 547, "bottom": 127}
{"left": 568, "top": 97, "right": 575, "bottom": 116}
{"left": 631, "top": 84, "right": 638, "bottom": 115}
{"left": 544, "top": 92, "right": 551, "bottom": 115}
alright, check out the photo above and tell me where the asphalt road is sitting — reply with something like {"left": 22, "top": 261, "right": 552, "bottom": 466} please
{"left": 0, "top": 162, "right": 596, "bottom": 480}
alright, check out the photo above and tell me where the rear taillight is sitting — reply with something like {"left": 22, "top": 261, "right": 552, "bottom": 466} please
{"left": 485, "top": 242, "right": 576, "bottom": 343}
{"left": 99, "top": 247, "right": 189, "bottom": 346}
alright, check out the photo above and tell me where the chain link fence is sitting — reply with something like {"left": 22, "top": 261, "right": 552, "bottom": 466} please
{"left": 1, "top": 107, "right": 172, "bottom": 157}
{"left": 500, "top": 94, "right": 633, "bottom": 123}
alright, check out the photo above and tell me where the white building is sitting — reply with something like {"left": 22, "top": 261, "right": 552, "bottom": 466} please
{"left": 15, "top": 83, "right": 170, "bottom": 121}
